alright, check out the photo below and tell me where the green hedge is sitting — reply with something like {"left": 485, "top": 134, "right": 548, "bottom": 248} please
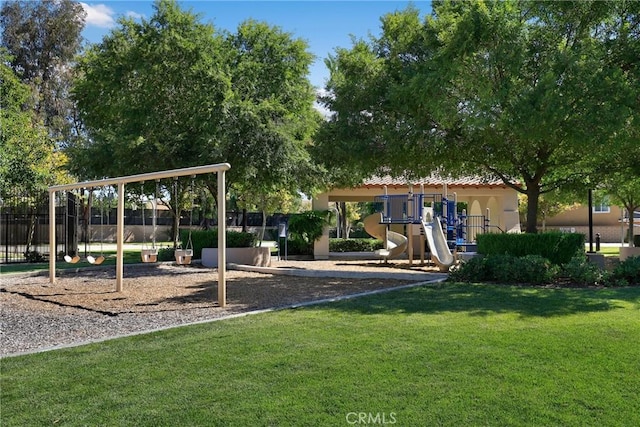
{"left": 450, "top": 254, "right": 640, "bottom": 287}
{"left": 179, "top": 229, "right": 255, "bottom": 259}
{"left": 329, "top": 238, "right": 384, "bottom": 252}
{"left": 476, "top": 232, "right": 584, "bottom": 265}
{"left": 449, "top": 254, "right": 558, "bottom": 285}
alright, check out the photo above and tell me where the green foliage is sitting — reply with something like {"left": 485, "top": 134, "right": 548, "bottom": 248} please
{"left": 450, "top": 254, "right": 558, "bottom": 285}
{"left": 1, "top": 0, "right": 85, "bottom": 146}
{"left": 157, "top": 247, "right": 175, "bottom": 262}
{"left": 288, "top": 210, "right": 330, "bottom": 244}
{"left": 23, "top": 250, "right": 45, "bottom": 263}
{"left": 286, "top": 237, "right": 313, "bottom": 256}
{"left": 71, "top": 0, "right": 321, "bottom": 211}
{"left": 611, "top": 256, "right": 640, "bottom": 286}
{"left": 477, "top": 232, "right": 584, "bottom": 265}
{"left": 315, "top": 2, "right": 639, "bottom": 233}
{"left": 0, "top": 57, "right": 54, "bottom": 195}
{"left": 179, "top": 229, "right": 255, "bottom": 259}
{"left": 329, "top": 238, "right": 384, "bottom": 252}
{"left": 560, "top": 256, "right": 609, "bottom": 287}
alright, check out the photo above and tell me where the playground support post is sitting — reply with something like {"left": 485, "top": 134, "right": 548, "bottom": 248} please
{"left": 48, "top": 163, "right": 231, "bottom": 307}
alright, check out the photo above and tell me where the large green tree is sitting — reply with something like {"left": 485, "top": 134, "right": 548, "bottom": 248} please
{"left": 219, "top": 19, "right": 321, "bottom": 230}
{"left": 0, "top": 55, "right": 52, "bottom": 195}
{"left": 1, "top": 0, "right": 85, "bottom": 147}
{"left": 71, "top": 0, "right": 231, "bottom": 243}
{"left": 315, "top": 0, "right": 638, "bottom": 233}
{"left": 71, "top": 0, "right": 321, "bottom": 242}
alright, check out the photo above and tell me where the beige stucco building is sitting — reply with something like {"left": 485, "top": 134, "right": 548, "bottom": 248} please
{"left": 544, "top": 204, "right": 633, "bottom": 243}
{"left": 311, "top": 175, "right": 521, "bottom": 259}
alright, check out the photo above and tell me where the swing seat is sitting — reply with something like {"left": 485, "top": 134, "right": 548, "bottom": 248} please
{"left": 141, "top": 248, "right": 158, "bottom": 263}
{"left": 175, "top": 249, "right": 193, "bottom": 265}
{"left": 87, "top": 255, "right": 105, "bottom": 265}
{"left": 64, "top": 254, "right": 81, "bottom": 264}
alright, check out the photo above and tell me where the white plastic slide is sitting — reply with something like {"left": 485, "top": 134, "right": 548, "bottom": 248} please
{"left": 422, "top": 219, "right": 455, "bottom": 272}
{"left": 363, "top": 213, "right": 408, "bottom": 260}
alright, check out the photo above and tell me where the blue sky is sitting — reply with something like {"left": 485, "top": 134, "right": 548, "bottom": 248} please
{"left": 80, "top": 1, "right": 432, "bottom": 89}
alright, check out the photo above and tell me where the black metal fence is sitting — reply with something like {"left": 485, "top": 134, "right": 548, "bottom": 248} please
{"left": 0, "top": 190, "right": 59, "bottom": 264}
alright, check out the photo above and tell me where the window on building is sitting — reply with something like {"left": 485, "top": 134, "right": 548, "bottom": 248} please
{"left": 593, "top": 196, "right": 611, "bottom": 213}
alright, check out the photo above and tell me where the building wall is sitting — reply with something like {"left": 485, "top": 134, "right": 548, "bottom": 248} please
{"left": 545, "top": 205, "right": 624, "bottom": 227}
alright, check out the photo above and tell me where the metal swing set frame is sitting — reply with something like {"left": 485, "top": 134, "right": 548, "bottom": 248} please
{"left": 48, "top": 163, "right": 231, "bottom": 307}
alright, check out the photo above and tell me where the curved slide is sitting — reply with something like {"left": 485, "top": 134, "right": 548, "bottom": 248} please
{"left": 363, "top": 213, "right": 408, "bottom": 260}
{"left": 422, "top": 219, "right": 455, "bottom": 272}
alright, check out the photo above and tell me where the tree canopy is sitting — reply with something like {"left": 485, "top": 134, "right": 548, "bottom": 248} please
{"left": 1, "top": 0, "right": 85, "bottom": 147}
{"left": 0, "top": 53, "right": 69, "bottom": 196}
{"left": 315, "top": 0, "right": 639, "bottom": 232}
{"left": 71, "top": 0, "right": 321, "bottom": 216}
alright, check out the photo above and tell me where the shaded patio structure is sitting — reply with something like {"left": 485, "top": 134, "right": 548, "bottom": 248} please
{"left": 312, "top": 175, "right": 521, "bottom": 260}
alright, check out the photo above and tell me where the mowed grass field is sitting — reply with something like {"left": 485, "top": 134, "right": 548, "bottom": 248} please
{"left": 2, "top": 283, "right": 639, "bottom": 426}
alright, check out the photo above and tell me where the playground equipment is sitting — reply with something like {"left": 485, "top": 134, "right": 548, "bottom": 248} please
{"left": 365, "top": 185, "right": 489, "bottom": 271}
{"left": 363, "top": 213, "right": 408, "bottom": 260}
{"left": 420, "top": 218, "right": 455, "bottom": 271}
{"left": 48, "top": 163, "right": 231, "bottom": 306}
{"left": 140, "top": 181, "right": 158, "bottom": 263}
{"left": 174, "top": 176, "right": 195, "bottom": 265}
{"left": 86, "top": 188, "right": 105, "bottom": 265}
{"left": 63, "top": 191, "right": 81, "bottom": 264}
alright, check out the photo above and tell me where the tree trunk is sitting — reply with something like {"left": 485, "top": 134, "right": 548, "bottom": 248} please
{"left": 242, "top": 207, "right": 248, "bottom": 233}
{"left": 627, "top": 203, "right": 638, "bottom": 247}
{"left": 525, "top": 186, "right": 541, "bottom": 234}
{"left": 338, "top": 202, "right": 347, "bottom": 239}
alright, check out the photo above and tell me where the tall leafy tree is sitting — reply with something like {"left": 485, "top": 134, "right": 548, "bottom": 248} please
{"left": 71, "top": 0, "right": 321, "bottom": 242}
{"left": 316, "top": 1, "right": 638, "bottom": 233}
{"left": 72, "top": 0, "right": 230, "bottom": 244}
{"left": 0, "top": 55, "right": 50, "bottom": 195}
{"left": 219, "top": 19, "right": 321, "bottom": 223}
{"left": 0, "top": 0, "right": 85, "bottom": 147}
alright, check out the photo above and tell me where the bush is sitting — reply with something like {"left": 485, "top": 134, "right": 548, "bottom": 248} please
{"left": 157, "top": 247, "right": 175, "bottom": 262}
{"left": 288, "top": 211, "right": 330, "bottom": 244}
{"left": 634, "top": 235, "right": 640, "bottom": 247}
{"left": 448, "top": 256, "right": 489, "bottom": 282}
{"left": 610, "top": 256, "right": 640, "bottom": 286}
{"left": 560, "top": 255, "right": 608, "bottom": 286}
{"left": 179, "top": 229, "right": 255, "bottom": 259}
{"left": 23, "top": 250, "right": 45, "bottom": 263}
{"left": 329, "top": 238, "right": 384, "bottom": 252}
{"left": 286, "top": 237, "right": 313, "bottom": 256}
{"left": 477, "top": 232, "right": 584, "bottom": 265}
{"left": 449, "top": 254, "right": 557, "bottom": 285}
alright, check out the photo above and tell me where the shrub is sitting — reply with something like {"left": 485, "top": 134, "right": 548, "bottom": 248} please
{"left": 179, "top": 229, "right": 255, "bottom": 259}
{"left": 329, "top": 238, "right": 384, "bottom": 252}
{"left": 288, "top": 211, "right": 330, "bottom": 244}
{"left": 560, "top": 255, "right": 608, "bottom": 286}
{"left": 610, "top": 256, "right": 640, "bottom": 286}
{"left": 477, "top": 232, "right": 584, "bottom": 265}
{"left": 449, "top": 254, "right": 556, "bottom": 285}
{"left": 634, "top": 235, "right": 640, "bottom": 248}
{"left": 23, "top": 250, "right": 45, "bottom": 263}
{"left": 157, "top": 247, "right": 175, "bottom": 262}
{"left": 286, "top": 237, "right": 313, "bottom": 256}
{"left": 448, "top": 256, "right": 488, "bottom": 282}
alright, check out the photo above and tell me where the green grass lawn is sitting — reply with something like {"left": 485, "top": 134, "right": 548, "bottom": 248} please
{"left": 2, "top": 283, "right": 639, "bottom": 426}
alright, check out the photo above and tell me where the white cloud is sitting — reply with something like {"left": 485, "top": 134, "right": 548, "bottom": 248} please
{"left": 126, "top": 11, "right": 145, "bottom": 20}
{"left": 81, "top": 3, "right": 116, "bottom": 28}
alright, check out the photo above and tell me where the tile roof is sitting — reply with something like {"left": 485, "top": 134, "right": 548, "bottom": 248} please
{"left": 362, "top": 174, "right": 507, "bottom": 188}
